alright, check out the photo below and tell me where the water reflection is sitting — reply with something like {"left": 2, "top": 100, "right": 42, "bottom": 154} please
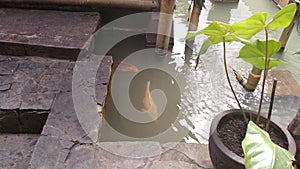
{"left": 100, "top": 0, "right": 300, "bottom": 144}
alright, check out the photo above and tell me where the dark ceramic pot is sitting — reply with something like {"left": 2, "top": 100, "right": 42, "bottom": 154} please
{"left": 209, "top": 109, "right": 296, "bottom": 169}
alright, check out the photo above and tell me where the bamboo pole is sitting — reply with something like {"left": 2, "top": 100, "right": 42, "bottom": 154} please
{"left": 185, "top": 0, "right": 203, "bottom": 64}
{"left": 244, "top": 66, "right": 262, "bottom": 92}
{"left": 0, "top": 0, "right": 159, "bottom": 10}
{"left": 188, "top": 0, "right": 202, "bottom": 31}
{"left": 234, "top": 66, "right": 262, "bottom": 92}
{"left": 156, "top": 0, "right": 176, "bottom": 54}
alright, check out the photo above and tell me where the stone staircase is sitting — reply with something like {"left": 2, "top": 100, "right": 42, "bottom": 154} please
{"left": 0, "top": 7, "right": 213, "bottom": 169}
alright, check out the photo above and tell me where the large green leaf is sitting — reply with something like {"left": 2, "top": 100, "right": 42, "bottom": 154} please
{"left": 267, "top": 3, "right": 297, "bottom": 30}
{"left": 199, "top": 39, "right": 213, "bottom": 55}
{"left": 201, "top": 21, "right": 233, "bottom": 37}
{"left": 238, "top": 40, "right": 285, "bottom": 69}
{"left": 185, "top": 30, "right": 202, "bottom": 40}
{"left": 195, "top": 39, "right": 213, "bottom": 69}
{"left": 242, "top": 121, "right": 295, "bottom": 169}
{"left": 186, "top": 22, "right": 237, "bottom": 44}
{"left": 232, "top": 12, "right": 269, "bottom": 40}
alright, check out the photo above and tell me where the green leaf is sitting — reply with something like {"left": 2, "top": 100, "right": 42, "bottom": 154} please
{"left": 267, "top": 3, "right": 297, "bottom": 30}
{"left": 186, "top": 22, "right": 236, "bottom": 44}
{"left": 242, "top": 121, "right": 295, "bottom": 169}
{"left": 195, "top": 39, "right": 213, "bottom": 69}
{"left": 294, "top": 51, "right": 300, "bottom": 55}
{"left": 201, "top": 21, "right": 233, "bottom": 37}
{"left": 199, "top": 39, "right": 213, "bottom": 55}
{"left": 185, "top": 30, "right": 202, "bottom": 40}
{"left": 238, "top": 40, "right": 284, "bottom": 69}
{"left": 232, "top": 12, "right": 269, "bottom": 39}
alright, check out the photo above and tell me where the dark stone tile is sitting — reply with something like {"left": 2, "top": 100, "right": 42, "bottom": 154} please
{"left": 0, "top": 57, "right": 19, "bottom": 75}
{"left": 41, "top": 92, "right": 94, "bottom": 143}
{"left": 29, "top": 136, "right": 72, "bottom": 169}
{"left": 0, "top": 110, "right": 49, "bottom": 133}
{"left": 0, "top": 83, "right": 11, "bottom": 91}
{"left": 96, "top": 56, "right": 113, "bottom": 84}
{"left": 0, "top": 91, "right": 21, "bottom": 110}
{"left": 20, "top": 93, "right": 56, "bottom": 110}
{"left": 17, "top": 60, "right": 49, "bottom": 80}
{"left": 0, "top": 110, "right": 19, "bottom": 133}
{"left": 39, "top": 74, "right": 64, "bottom": 92}
{"left": 0, "top": 134, "right": 39, "bottom": 169}
{"left": 95, "top": 84, "right": 108, "bottom": 105}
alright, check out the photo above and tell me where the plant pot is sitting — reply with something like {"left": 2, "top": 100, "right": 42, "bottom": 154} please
{"left": 209, "top": 109, "right": 296, "bottom": 169}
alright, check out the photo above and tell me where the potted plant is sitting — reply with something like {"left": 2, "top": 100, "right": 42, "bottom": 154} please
{"left": 186, "top": 3, "right": 297, "bottom": 169}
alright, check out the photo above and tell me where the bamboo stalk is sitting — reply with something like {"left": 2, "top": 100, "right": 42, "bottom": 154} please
{"left": 244, "top": 66, "right": 262, "bottom": 91}
{"left": 266, "top": 79, "right": 277, "bottom": 131}
{"left": 156, "top": 0, "right": 176, "bottom": 54}
{"left": 0, "top": 0, "right": 159, "bottom": 10}
{"left": 188, "top": 1, "right": 202, "bottom": 31}
{"left": 185, "top": 0, "right": 203, "bottom": 64}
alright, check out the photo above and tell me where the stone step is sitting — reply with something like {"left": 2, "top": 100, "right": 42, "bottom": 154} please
{"left": 0, "top": 8, "right": 100, "bottom": 60}
{"left": 0, "top": 55, "right": 74, "bottom": 110}
{"left": 29, "top": 55, "right": 113, "bottom": 168}
{"left": 0, "top": 134, "right": 39, "bottom": 169}
{"left": 0, "top": 55, "right": 75, "bottom": 134}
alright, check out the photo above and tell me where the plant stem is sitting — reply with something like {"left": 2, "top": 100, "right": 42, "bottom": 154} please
{"left": 257, "top": 28, "right": 270, "bottom": 124}
{"left": 222, "top": 38, "right": 248, "bottom": 122}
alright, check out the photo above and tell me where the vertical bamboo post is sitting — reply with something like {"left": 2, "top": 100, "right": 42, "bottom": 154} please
{"left": 188, "top": 0, "right": 202, "bottom": 31}
{"left": 185, "top": 0, "right": 202, "bottom": 63}
{"left": 156, "top": 0, "right": 176, "bottom": 55}
{"left": 279, "top": 3, "right": 299, "bottom": 48}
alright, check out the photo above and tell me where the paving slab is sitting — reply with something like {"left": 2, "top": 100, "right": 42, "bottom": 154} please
{"left": 40, "top": 141, "right": 213, "bottom": 169}
{"left": 0, "top": 55, "right": 74, "bottom": 110}
{"left": 29, "top": 55, "right": 113, "bottom": 168}
{"left": 0, "top": 134, "right": 39, "bottom": 169}
{"left": 0, "top": 8, "right": 100, "bottom": 60}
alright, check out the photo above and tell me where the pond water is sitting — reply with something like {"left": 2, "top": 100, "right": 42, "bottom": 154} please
{"left": 100, "top": 0, "right": 300, "bottom": 144}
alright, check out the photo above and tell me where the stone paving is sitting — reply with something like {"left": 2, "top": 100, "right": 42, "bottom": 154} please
{"left": 0, "top": 134, "right": 39, "bottom": 169}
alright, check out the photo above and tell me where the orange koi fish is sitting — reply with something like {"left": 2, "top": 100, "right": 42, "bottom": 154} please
{"left": 141, "top": 81, "right": 158, "bottom": 121}
{"left": 113, "top": 61, "right": 139, "bottom": 73}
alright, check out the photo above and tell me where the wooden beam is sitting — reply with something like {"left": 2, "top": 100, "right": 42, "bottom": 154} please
{"left": 0, "top": 0, "right": 159, "bottom": 10}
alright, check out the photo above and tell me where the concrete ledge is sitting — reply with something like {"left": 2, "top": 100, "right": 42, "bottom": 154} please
{"left": 0, "top": 8, "right": 100, "bottom": 60}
